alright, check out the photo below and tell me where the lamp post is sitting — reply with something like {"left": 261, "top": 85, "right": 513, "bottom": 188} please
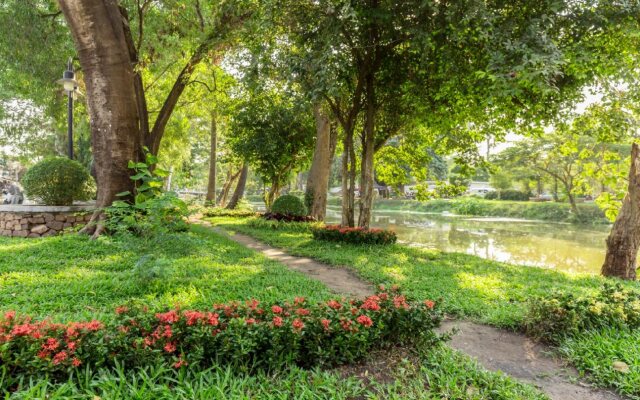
{"left": 57, "top": 58, "right": 78, "bottom": 159}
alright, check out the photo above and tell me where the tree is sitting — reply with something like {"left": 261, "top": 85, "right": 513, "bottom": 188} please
{"left": 305, "top": 106, "right": 338, "bottom": 220}
{"left": 206, "top": 111, "right": 218, "bottom": 202}
{"left": 228, "top": 92, "right": 315, "bottom": 209}
{"left": 226, "top": 163, "right": 248, "bottom": 209}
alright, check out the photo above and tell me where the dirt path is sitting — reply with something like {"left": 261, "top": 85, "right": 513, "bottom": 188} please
{"left": 197, "top": 219, "right": 624, "bottom": 400}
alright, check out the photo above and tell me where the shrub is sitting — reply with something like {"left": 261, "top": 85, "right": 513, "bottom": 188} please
{"left": 312, "top": 225, "right": 398, "bottom": 245}
{"left": 271, "top": 194, "right": 307, "bottom": 217}
{"left": 523, "top": 284, "right": 640, "bottom": 344}
{"left": 203, "top": 207, "right": 256, "bottom": 218}
{"left": 0, "top": 287, "right": 443, "bottom": 381}
{"left": 248, "top": 216, "right": 317, "bottom": 232}
{"left": 485, "top": 190, "right": 530, "bottom": 201}
{"left": 484, "top": 191, "right": 499, "bottom": 200}
{"left": 21, "top": 157, "right": 95, "bottom": 206}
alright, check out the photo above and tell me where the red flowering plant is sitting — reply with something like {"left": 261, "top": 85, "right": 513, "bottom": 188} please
{"left": 0, "top": 287, "right": 442, "bottom": 382}
{"left": 311, "top": 225, "right": 397, "bottom": 245}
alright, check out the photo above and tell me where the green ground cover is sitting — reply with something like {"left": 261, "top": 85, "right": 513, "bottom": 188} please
{"left": 210, "top": 216, "right": 640, "bottom": 398}
{"left": 0, "top": 226, "right": 547, "bottom": 399}
{"left": 327, "top": 197, "right": 609, "bottom": 224}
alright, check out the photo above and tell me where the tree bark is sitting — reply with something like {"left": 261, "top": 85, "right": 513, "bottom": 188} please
{"left": 306, "top": 105, "right": 333, "bottom": 220}
{"left": 341, "top": 128, "right": 357, "bottom": 227}
{"left": 358, "top": 71, "right": 376, "bottom": 228}
{"left": 226, "top": 164, "right": 248, "bottom": 209}
{"left": 601, "top": 143, "right": 640, "bottom": 280}
{"left": 265, "top": 181, "right": 281, "bottom": 211}
{"left": 218, "top": 167, "right": 241, "bottom": 207}
{"left": 57, "top": 0, "right": 140, "bottom": 237}
{"left": 206, "top": 111, "right": 217, "bottom": 203}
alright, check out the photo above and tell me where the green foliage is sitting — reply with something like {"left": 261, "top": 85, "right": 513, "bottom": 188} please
{"left": 21, "top": 157, "right": 95, "bottom": 205}
{"left": 202, "top": 207, "right": 256, "bottom": 218}
{"left": 0, "top": 288, "right": 443, "bottom": 381}
{"left": 270, "top": 194, "right": 307, "bottom": 217}
{"left": 415, "top": 181, "right": 467, "bottom": 200}
{"left": 312, "top": 225, "right": 398, "bottom": 246}
{"left": 524, "top": 284, "right": 640, "bottom": 344}
{"left": 246, "top": 216, "right": 317, "bottom": 232}
{"left": 485, "top": 190, "right": 530, "bottom": 201}
{"left": 106, "top": 152, "right": 188, "bottom": 236}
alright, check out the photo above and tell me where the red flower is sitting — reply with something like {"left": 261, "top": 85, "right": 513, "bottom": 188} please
{"left": 42, "top": 338, "right": 60, "bottom": 351}
{"left": 272, "top": 316, "right": 283, "bottom": 327}
{"left": 340, "top": 319, "right": 353, "bottom": 331}
{"left": 85, "top": 320, "right": 103, "bottom": 331}
{"left": 184, "top": 310, "right": 204, "bottom": 326}
{"left": 361, "top": 296, "right": 381, "bottom": 311}
{"left": 295, "top": 308, "right": 310, "bottom": 316}
{"left": 164, "top": 342, "right": 177, "bottom": 353}
{"left": 206, "top": 312, "right": 219, "bottom": 326}
{"left": 292, "top": 319, "right": 305, "bottom": 331}
{"left": 424, "top": 300, "right": 435, "bottom": 309}
{"left": 163, "top": 325, "right": 173, "bottom": 338}
{"left": 321, "top": 319, "right": 331, "bottom": 331}
{"left": 378, "top": 284, "right": 386, "bottom": 292}
{"left": 3, "top": 311, "right": 16, "bottom": 321}
{"left": 294, "top": 297, "right": 306, "bottom": 306}
{"left": 247, "top": 299, "right": 260, "bottom": 310}
{"left": 356, "top": 315, "right": 373, "bottom": 327}
{"left": 11, "top": 323, "right": 35, "bottom": 337}
{"left": 174, "top": 358, "right": 188, "bottom": 368}
{"left": 245, "top": 318, "right": 256, "bottom": 325}
{"left": 393, "top": 295, "right": 409, "bottom": 310}
{"left": 53, "top": 351, "right": 68, "bottom": 365}
{"left": 37, "top": 350, "right": 49, "bottom": 359}
{"left": 327, "top": 300, "right": 342, "bottom": 310}
{"left": 156, "top": 310, "right": 180, "bottom": 324}
{"left": 271, "top": 305, "right": 283, "bottom": 314}
{"left": 379, "top": 293, "right": 389, "bottom": 301}
{"left": 67, "top": 341, "right": 77, "bottom": 351}
{"left": 72, "top": 357, "right": 82, "bottom": 367}
{"left": 115, "top": 306, "right": 129, "bottom": 315}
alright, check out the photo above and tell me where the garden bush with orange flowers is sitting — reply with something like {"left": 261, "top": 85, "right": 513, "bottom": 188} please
{"left": 0, "top": 286, "right": 441, "bottom": 381}
{"left": 311, "top": 225, "right": 398, "bottom": 245}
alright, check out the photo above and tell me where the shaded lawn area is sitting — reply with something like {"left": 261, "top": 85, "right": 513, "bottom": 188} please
{"left": 0, "top": 225, "right": 332, "bottom": 322}
{"left": 0, "top": 224, "right": 548, "bottom": 399}
{"left": 210, "top": 217, "right": 640, "bottom": 398}
{"left": 210, "top": 217, "right": 640, "bottom": 329}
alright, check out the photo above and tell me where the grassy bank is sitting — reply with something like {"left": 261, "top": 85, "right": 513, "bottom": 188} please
{"left": 0, "top": 226, "right": 548, "bottom": 399}
{"left": 210, "top": 216, "right": 640, "bottom": 397}
{"left": 327, "top": 197, "right": 609, "bottom": 224}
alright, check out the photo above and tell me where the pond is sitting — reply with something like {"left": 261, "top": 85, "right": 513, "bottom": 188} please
{"left": 322, "top": 206, "right": 611, "bottom": 275}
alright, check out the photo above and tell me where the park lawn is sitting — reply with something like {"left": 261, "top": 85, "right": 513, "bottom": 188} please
{"left": 210, "top": 216, "right": 640, "bottom": 398}
{"left": 0, "top": 225, "right": 548, "bottom": 399}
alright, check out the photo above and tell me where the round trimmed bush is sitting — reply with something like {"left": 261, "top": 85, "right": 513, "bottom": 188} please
{"left": 271, "top": 194, "right": 307, "bottom": 216}
{"left": 21, "top": 157, "right": 95, "bottom": 205}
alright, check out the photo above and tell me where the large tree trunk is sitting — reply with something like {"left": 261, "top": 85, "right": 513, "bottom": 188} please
{"left": 265, "top": 181, "right": 281, "bottom": 211}
{"left": 206, "top": 111, "right": 217, "bottom": 203}
{"left": 306, "top": 105, "right": 333, "bottom": 220}
{"left": 226, "top": 164, "right": 248, "bottom": 209}
{"left": 358, "top": 72, "right": 376, "bottom": 228}
{"left": 341, "top": 128, "right": 356, "bottom": 227}
{"left": 601, "top": 143, "right": 640, "bottom": 280}
{"left": 57, "top": 0, "right": 140, "bottom": 238}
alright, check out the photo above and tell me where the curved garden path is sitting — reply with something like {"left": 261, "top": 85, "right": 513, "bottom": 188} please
{"left": 195, "top": 218, "right": 625, "bottom": 400}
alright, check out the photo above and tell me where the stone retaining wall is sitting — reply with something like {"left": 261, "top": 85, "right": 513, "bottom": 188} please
{"left": 0, "top": 205, "right": 94, "bottom": 238}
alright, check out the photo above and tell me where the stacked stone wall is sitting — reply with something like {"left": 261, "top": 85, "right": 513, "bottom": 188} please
{"left": 0, "top": 208, "right": 93, "bottom": 237}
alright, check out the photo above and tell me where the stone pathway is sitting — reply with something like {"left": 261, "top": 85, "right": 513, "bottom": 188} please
{"left": 196, "top": 218, "right": 625, "bottom": 400}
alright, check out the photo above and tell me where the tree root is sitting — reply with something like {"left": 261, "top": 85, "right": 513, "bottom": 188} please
{"left": 79, "top": 210, "right": 106, "bottom": 240}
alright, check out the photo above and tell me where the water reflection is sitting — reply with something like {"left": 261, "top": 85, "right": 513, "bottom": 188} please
{"left": 323, "top": 207, "right": 610, "bottom": 275}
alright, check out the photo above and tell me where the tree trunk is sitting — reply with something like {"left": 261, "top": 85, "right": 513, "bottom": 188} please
{"left": 552, "top": 178, "right": 559, "bottom": 202}
{"left": 341, "top": 128, "right": 356, "bottom": 227}
{"left": 57, "top": 0, "right": 140, "bottom": 237}
{"left": 206, "top": 111, "right": 217, "bottom": 203}
{"left": 601, "top": 143, "right": 640, "bottom": 280}
{"left": 218, "top": 167, "right": 241, "bottom": 207}
{"left": 265, "top": 181, "right": 281, "bottom": 211}
{"left": 358, "top": 72, "right": 376, "bottom": 228}
{"left": 226, "top": 164, "right": 248, "bottom": 209}
{"left": 306, "top": 105, "right": 333, "bottom": 220}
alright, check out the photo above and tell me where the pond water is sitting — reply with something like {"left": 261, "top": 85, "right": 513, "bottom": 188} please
{"left": 322, "top": 206, "right": 611, "bottom": 275}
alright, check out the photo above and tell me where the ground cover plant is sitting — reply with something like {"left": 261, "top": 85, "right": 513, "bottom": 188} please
{"left": 311, "top": 225, "right": 397, "bottom": 245}
{"left": 210, "top": 216, "right": 640, "bottom": 397}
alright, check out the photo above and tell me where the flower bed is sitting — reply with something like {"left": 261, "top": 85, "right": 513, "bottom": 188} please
{"left": 524, "top": 283, "right": 640, "bottom": 343}
{"left": 311, "top": 225, "right": 398, "bottom": 245}
{"left": 0, "top": 287, "right": 441, "bottom": 381}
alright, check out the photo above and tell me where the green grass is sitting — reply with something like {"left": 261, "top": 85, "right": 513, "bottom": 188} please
{"left": 0, "top": 225, "right": 331, "bottom": 321}
{"left": 210, "top": 216, "right": 640, "bottom": 398}
{"left": 559, "top": 329, "right": 640, "bottom": 399}
{"left": 327, "top": 197, "right": 609, "bottom": 224}
{"left": 0, "top": 225, "right": 550, "bottom": 399}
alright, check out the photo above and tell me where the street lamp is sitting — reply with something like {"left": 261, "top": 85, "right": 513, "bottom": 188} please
{"left": 56, "top": 58, "right": 78, "bottom": 159}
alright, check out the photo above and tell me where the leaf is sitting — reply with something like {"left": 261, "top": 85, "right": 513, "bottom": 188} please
{"left": 116, "top": 191, "right": 131, "bottom": 197}
{"left": 612, "top": 361, "right": 630, "bottom": 373}
{"left": 130, "top": 173, "right": 147, "bottom": 181}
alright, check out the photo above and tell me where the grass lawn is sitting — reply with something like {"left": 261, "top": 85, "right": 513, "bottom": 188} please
{"left": 210, "top": 216, "right": 640, "bottom": 398}
{"left": 0, "top": 225, "right": 548, "bottom": 399}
